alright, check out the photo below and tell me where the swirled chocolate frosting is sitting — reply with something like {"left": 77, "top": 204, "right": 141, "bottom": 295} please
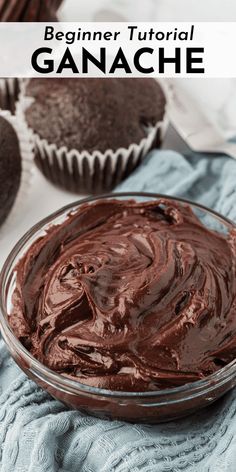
{"left": 10, "top": 199, "right": 236, "bottom": 391}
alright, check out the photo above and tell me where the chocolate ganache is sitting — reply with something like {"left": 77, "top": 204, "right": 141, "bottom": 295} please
{"left": 10, "top": 199, "right": 236, "bottom": 392}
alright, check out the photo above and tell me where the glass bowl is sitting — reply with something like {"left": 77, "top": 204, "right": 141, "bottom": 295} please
{"left": 1, "top": 192, "right": 236, "bottom": 424}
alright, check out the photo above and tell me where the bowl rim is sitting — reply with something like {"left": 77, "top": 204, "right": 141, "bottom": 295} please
{"left": 1, "top": 191, "right": 236, "bottom": 400}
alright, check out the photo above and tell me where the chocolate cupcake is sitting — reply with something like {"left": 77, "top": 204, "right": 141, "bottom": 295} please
{"left": 0, "top": 111, "right": 34, "bottom": 230}
{"left": 0, "top": 0, "right": 62, "bottom": 21}
{"left": 0, "top": 116, "right": 21, "bottom": 226}
{"left": 19, "top": 78, "right": 167, "bottom": 194}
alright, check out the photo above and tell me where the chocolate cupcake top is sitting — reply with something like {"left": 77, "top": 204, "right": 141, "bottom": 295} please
{"left": 0, "top": 116, "right": 21, "bottom": 226}
{"left": 0, "top": 0, "right": 62, "bottom": 21}
{"left": 9, "top": 198, "right": 236, "bottom": 392}
{"left": 24, "top": 78, "right": 166, "bottom": 153}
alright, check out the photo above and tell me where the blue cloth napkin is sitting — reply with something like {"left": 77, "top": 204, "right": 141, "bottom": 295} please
{"left": 1, "top": 150, "right": 236, "bottom": 472}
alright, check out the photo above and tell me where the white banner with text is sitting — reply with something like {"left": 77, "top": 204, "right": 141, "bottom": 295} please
{"left": 0, "top": 22, "right": 234, "bottom": 77}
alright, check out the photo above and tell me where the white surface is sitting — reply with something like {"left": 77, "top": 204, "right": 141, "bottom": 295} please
{"left": 169, "top": 78, "right": 236, "bottom": 140}
{"left": 0, "top": 168, "right": 84, "bottom": 268}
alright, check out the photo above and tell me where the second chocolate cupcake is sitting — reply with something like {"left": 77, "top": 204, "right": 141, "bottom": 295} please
{"left": 0, "top": 110, "right": 34, "bottom": 231}
{"left": 19, "top": 78, "right": 167, "bottom": 194}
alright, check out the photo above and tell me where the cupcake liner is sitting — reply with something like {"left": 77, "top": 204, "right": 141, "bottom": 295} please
{"left": 0, "top": 109, "right": 34, "bottom": 234}
{"left": 0, "top": 78, "right": 20, "bottom": 114}
{"left": 17, "top": 81, "right": 169, "bottom": 194}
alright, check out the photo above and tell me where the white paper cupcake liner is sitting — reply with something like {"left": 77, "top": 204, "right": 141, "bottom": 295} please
{"left": 17, "top": 80, "right": 169, "bottom": 194}
{"left": 0, "top": 78, "right": 20, "bottom": 114}
{"left": 0, "top": 109, "right": 34, "bottom": 234}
